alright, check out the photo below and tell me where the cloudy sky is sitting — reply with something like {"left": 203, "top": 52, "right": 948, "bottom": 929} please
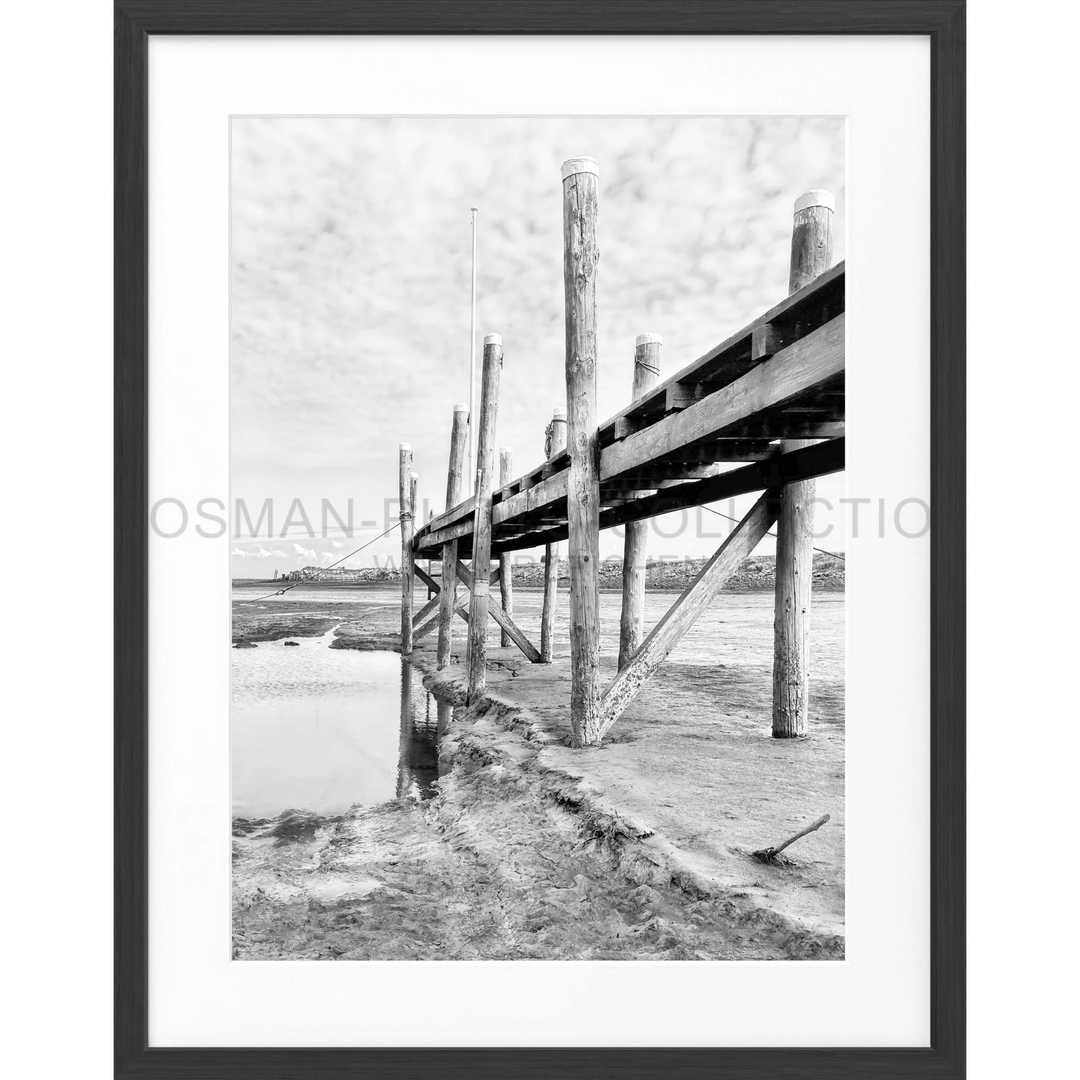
{"left": 231, "top": 116, "right": 845, "bottom": 577}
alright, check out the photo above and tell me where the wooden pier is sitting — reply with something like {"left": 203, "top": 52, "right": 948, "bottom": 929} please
{"left": 400, "top": 158, "right": 844, "bottom": 748}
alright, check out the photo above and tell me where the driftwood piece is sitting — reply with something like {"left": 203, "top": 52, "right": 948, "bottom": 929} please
{"left": 752, "top": 813, "right": 831, "bottom": 863}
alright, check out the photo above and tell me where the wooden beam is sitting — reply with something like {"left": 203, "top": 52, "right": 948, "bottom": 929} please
{"left": 561, "top": 157, "right": 602, "bottom": 746}
{"left": 605, "top": 463, "right": 719, "bottom": 494}
{"left": 437, "top": 403, "right": 469, "bottom": 669}
{"left": 751, "top": 321, "right": 784, "bottom": 361}
{"left": 467, "top": 335, "right": 503, "bottom": 701}
{"left": 414, "top": 564, "right": 439, "bottom": 596}
{"left": 489, "top": 439, "right": 843, "bottom": 556}
{"left": 600, "top": 314, "right": 845, "bottom": 483}
{"left": 421, "top": 494, "right": 476, "bottom": 541}
{"left": 596, "top": 489, "right": 780, "bottom": 740}
{"left": 418, "top": 599, "right": 470, "bottom": 641}
{"left": 620, "top": 332, "right": 662, "bottom": 671}
{"left": 665, "top": 382, "right": 705, "bottom": 411}
{"left": 411, "top": 594, "right": 440, "bottom": 628}
{"left": 398, "top": 444, "right": 414, "bottom": 654}
{"left": 456, "top": 560, "right": 541, "bottom": 664}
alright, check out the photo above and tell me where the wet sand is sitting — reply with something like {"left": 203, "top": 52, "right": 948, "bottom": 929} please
{"left": 232, "top": 585, "right": 844, "bottom": 960}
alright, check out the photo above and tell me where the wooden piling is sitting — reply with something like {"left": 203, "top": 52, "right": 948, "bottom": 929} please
{"left": 773, "top": 189, "right": 833, "bottom": 738}
{"left": 427, "top": 508, "right": 435, "bottom": 599}
{"left": 437, "top": 403, "right": 469, "bottom": 669}
{"left": 561, "top": 156, "right": 602, "bottom": 747}
{"left": 398, "top": 443, "right": 414, "bottom": 655}
{"left": 618, "top": 333, "right": 662, "bottom": 670}
{"left": 498, "top": 447, "right": 514, "bottom": 647}
{"left": 540, "top": 407, "right": 567, "bottom": 662}
{"left": 466, "top": 334, "right": 504, "bottom": 702}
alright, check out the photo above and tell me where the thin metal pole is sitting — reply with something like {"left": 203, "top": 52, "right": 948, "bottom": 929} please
{"left": 468, "top": 206, "right": 479, "bottom": 487}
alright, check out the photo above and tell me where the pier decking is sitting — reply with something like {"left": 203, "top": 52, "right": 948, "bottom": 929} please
{"left": 413, "top": 262, "right": 844, "bottom": 561}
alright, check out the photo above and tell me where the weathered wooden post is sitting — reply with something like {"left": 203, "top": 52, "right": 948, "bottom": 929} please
{"left": 398, "top": 443, "right": 415, "bottom": 654}
{"left": 618, "top": 333, "right": 662, "bottom": 670}
{"left": 561, "top": 157, "right": 602, "bottom": 747}
{"left": 427, "top": 508, "right": 435, "bottom": 599}
{"left": 772, "top": 189, "right": 833, "bottom": 737}
{"left": 498, "top": 447, "right": 514, "bottom": 647}
{"left": 437, "top": 403, "right": 469, "bottom": 669}
{"left": 466, "top": 334, "right": 503, "bottom": 702}
{"left": 540, "top": 407, "right": 567, "bottom": 662}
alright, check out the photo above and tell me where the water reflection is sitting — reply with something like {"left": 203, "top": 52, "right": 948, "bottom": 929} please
{"left": 396, "top": 660, "right": 453, "bottom": 802}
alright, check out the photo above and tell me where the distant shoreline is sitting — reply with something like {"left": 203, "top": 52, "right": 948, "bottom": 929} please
{"left": 234, "top": 553, "right": 844, "bottom": 593}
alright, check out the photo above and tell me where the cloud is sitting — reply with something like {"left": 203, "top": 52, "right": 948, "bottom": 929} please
{"left": 292, "top": 543, "right": 317, "bottom": 563}
{"left": 232, "top": 545, "right": 287, "bottom": 559}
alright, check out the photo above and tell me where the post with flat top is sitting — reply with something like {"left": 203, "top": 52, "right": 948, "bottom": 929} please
{"left": 561, "top": 156, "right": 602, "bottom": 747}
{"left": 398, "top": 443, "right": 415, "bottom": 655}
{"left": 540, "top": 407, "right": 567, "bottom": 662}
{"left": 437, "top": 404, "right": 469, "bottom": 669}
{"left": 498, "top": 447, "right": 514, "bottom": 647}
{"left": 466, "top": 334, "right": 503, "bottom": 702}
{"left": 772, "top": 189, "right": 834, "bottom": 738}
{"left": 618, "top": 333, "right": 662, "bottom": 670}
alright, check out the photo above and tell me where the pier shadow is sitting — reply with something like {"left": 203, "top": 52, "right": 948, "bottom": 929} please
{"left": 396, "top": 659, "right": 452, "bottom": 802}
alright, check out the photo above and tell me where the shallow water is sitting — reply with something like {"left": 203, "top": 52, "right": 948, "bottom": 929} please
{"left": 231, "top": 629, "right": 447, "bottom": 817}
{"left": 231, "top": 587, "right": 843, "bottom": 818}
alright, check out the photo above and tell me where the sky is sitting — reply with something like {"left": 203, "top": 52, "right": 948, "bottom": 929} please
{"left": 230, "top": 116, "right": 845, "bottom": 578}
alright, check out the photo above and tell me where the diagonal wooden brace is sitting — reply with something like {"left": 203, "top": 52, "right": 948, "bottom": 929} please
{"left": 455, "top": 559, "right": 541, "bottom": 663}
{"left": 411, "top": 594, "right": 440, "bottom": 629}
{"left": 595, "top": 488, "right": 780, "bottom": 740}
{"left": 414, "top": 565, "right": 440, "bottom": 595}
{"left": 419, "top": 561, "right": 499, "bottom": 590}
{"left": 416, "top": 600, "right": 469, "bottom": 641}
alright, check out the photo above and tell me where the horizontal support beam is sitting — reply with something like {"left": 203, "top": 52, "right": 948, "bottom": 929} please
{"left": 489, "top": 439, "right": 843, "bottom": 556}
{"left": 422, "top": 495, "right": 477, "bottom": 542}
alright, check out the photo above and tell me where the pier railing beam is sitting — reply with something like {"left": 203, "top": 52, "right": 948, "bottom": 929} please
{"left": 540, "top": 407, "right": 567, "bottom": 662}
{"left": 466, "top": 334, "right": 504, "bottom": 703}
{"left": 561, "top": 156, "right": 602, "bottom": 747}
{"left": 437, "top": 403, "right": 469, "bottom": 669}
{"left": 773, "top": 189, "right": 834, "bottom": 738}
{"left": 618, "top": 333, "right": 662, "bottom": 670}
{"left": 498, "top": 447, "right": 514, "bottom": 647}
{"left": 398, "top": 443, "right": 415, "bottom": 654}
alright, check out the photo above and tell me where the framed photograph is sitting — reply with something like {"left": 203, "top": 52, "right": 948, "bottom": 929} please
{"left": 116, "top": 2, "right": 965, "bottom": 1076}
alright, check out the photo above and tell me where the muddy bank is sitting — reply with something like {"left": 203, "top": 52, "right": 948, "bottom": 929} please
{"left": 233, "top": 681, "right": 841, "bottom": 961}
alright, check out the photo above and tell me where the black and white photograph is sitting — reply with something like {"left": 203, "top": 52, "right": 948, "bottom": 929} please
{"left": 229, "top": 115, "right": 847, "bottom": 961}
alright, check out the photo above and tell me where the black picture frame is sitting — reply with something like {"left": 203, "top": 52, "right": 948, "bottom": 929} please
{"left": 115, "top": 2, "right": 965, "bottom": 1076}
